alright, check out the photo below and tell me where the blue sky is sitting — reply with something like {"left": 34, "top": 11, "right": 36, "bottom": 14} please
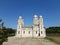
{"left": 0, "top": 0, "right": 60, "bottom": 29}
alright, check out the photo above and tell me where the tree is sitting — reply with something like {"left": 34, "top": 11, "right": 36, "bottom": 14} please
{"left": 0, "top": 19, "right": 4, "bottom": 29}
{"left": 46, "top": 27, "right": 60, "bottom": 36}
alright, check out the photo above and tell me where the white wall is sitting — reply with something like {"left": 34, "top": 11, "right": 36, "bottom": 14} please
{"left": 22, "top": 28, "right": 32, "bottom": 37}
{"left": 22, "top": 30, "right": 32, "bottom": 37}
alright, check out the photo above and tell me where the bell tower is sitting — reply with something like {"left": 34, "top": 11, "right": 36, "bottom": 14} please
{"left": 16, "top": 16, "right": 24, "bottom": 38}
{"left": 33, "top": 15, "right": 39, "bottom": 37}
{"left": 39, "top": 15, "right": 46, "bottom": 38}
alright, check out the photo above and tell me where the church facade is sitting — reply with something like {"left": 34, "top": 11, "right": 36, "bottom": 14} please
{"left": 16, "top": 15, "right": 46, "bottom": 38}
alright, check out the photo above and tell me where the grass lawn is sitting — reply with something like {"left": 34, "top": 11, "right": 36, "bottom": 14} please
{"left": 47, "top": 36, "right": 60, "bottom": 44}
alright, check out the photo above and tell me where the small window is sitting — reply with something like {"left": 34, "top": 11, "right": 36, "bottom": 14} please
{"left": 41, "top": 31, "right": 43, "bottom": 34}
{"left": 29, "top": 31, "right": 30, "bottom": 34}
{"left": 36, "top": 31, "right": 37, "bottom": 34}
{"left": 23, "top": 31, "right": 25, "bottom": 34}
{"left": 19, "top": 26, "right": 20, "bottom": 29}
{"left": 18, "top": 31, "right": 20, "bottom": 34}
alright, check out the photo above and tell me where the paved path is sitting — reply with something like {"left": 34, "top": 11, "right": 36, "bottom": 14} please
{"left": 3, "top": 37, "right": 59, "bottom": 45}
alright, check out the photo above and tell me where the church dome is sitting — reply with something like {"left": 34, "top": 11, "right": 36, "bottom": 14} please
{"left": 19, "top": 16, "right": 22, "bottom": 19}
{"left": 34, "top": 15, "right": 38, "bottom": 17}
{"left": 40, "top": 15, "right": 42, "bottom": 18}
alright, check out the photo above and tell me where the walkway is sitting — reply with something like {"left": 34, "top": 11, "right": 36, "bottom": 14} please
{"left": 3, "top": 37, "right": 59, "bottom": 45}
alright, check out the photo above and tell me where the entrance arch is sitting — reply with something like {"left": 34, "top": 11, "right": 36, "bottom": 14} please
{"left": 38, "top": 33, "right": 40, "bottom": 36}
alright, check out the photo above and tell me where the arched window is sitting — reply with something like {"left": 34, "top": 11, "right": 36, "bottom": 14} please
{"left": 28, "top": 31, "right": 30, "bottom": 34}
{"left": 19, "top": 26, "right": 20, "bottom": 29}
{"left": 18, "top": 31, "right": 20, "bottom": 34}
{"left": 41, "top": 31, "right": 43, "bottom": 34}
{"left": 23, "top": 31, "right": 25, "bottom": 34}
{"left": 36, "top": 31, "right": 37, "bottom": 34}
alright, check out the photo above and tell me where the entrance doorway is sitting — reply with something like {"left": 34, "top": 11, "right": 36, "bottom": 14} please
{"left": 38, "top": 33, "right": 40, "bottom": 36}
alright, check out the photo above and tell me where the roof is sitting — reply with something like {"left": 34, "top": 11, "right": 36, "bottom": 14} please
{"left": 22, "top": 26, "right": 32, "bottom": 28}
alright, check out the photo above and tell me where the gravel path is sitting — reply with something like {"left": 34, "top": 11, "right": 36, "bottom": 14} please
{"left": 3, "top": 37, "right": 59, "bottom": 45}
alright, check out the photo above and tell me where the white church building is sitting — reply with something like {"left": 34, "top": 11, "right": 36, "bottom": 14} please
{"left": 16, "top": 15, "right": 46, "bottom": 38}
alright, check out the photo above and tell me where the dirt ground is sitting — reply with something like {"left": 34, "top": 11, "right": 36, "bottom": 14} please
{"left": 3, "top": 37, "right": 59, "bottom": 45}
{"left": 47, "top": 36, "right": 60, "bottom": 44}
